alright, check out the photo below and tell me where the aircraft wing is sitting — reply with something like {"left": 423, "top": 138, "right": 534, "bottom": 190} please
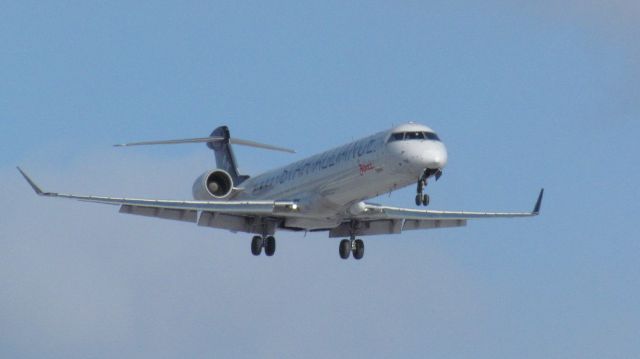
{"left": 19, "top": 167, "right": 542, "bottom": 237}
{"left": 328, "top": 189, "right": 543, "bottom": 237}
{"left": 17, "top": 168, "right": 299, "bottom": 224}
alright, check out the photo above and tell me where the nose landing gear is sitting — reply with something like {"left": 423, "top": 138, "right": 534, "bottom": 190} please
{"left": 416, "top": 175, "right": 430, "bottom": 206}
{"left": 415, "top": 169, "right": 442, "bottom": 206}
{"left": 415, "top": 192, "right": 430, "bottom": 206}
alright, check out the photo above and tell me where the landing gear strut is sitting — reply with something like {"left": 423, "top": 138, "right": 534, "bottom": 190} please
{"left": 251, "top": 235, "right": 276, "bottom": 256}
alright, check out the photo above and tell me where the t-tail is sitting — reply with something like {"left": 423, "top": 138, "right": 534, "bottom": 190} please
{"left": 207, "top": 126, "right": 249, "bottom": 185}
{"left": 114, "top": 125, "right": 295, "bottom": 185}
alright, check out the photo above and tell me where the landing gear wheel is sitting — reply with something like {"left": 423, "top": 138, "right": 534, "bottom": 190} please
{"left": 251, "top": 236, "right": 263, "bottom": 256}
{"left": 415, "top": 194, "right": 422, "bottom": 206}
{"left": 353, "top": 239, "right": 365, "bottom": 260}
{"left": 264, "top": 236, "right": 276, "bottom": 256}
{"left": 422, "top": 194, "right": 430, "bottom": 206}
{"left": 339, "top": 239, "right": 351, "bottom": 259}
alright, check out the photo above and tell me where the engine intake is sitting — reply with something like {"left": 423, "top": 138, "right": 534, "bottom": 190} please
{"left": 192, "top": 170, "right": 234, "bottom": 200}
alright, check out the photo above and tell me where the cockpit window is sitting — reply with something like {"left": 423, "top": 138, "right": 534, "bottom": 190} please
{"left": 424, "top": 132, "right": 440, "bottom": 141}
{"left": 388, "top": 131, "right": 440, "bottom": 142}
{"left": 405, "top": 131, "right": 425, "bottom": 140}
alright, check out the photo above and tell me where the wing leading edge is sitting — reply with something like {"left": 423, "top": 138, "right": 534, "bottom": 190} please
{"left": 356, "top": 189, "right": 543, "bottom": 221}
{"left": 328, "top": 189, "right": 543, "bottom": 237}
{"left": 18, "top": 167, "right": 542, "bottom": 238}
{"left": 16, "top": 167, "right": 299, "bottom": 216}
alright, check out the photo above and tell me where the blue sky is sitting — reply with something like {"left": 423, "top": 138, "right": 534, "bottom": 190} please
{"left": 1, "top": 1, "right": 639, "bottom": 358}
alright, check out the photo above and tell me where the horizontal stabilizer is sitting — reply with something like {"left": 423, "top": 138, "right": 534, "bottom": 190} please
{"left": 114, "top": 135, "right": 295, "bottom": 154}
{"left": 114, "top": 136, "right": 225, "bottom": 147}
{"left": 229, "top": 138, "right": 295, "bottom": 153}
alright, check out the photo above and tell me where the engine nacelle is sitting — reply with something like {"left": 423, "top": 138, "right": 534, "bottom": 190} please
{"left": 192, "top": 170, "right": 234, "bottom": 200}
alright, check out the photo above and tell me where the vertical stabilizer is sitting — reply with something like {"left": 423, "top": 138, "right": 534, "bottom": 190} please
{"left": 207, "top": 126, "right": 249, "bottom": 185}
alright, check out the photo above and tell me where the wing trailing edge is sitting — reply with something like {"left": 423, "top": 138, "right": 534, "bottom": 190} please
{"left": 16, "top": 167, "right": 300, "bottom": 215}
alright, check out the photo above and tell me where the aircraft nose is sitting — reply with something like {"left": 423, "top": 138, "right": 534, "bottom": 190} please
{"left": 423, "top": 146, "right": 448, "bottom": 169}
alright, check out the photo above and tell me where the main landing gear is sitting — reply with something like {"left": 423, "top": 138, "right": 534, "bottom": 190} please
{"left": 339, "top": 236, "right": 365, "bottom": 260}
{"left": 339, "top": 221, "right": 365, "bottom": 260}
{"left": 251, "top": 235, "right": 276, "bottom": 256}
{"left": 415, "top": 168, "right": 442, "bottom": 206}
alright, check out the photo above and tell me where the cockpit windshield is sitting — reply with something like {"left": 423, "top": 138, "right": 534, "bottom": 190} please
{"left": 388, "top": 131, "right": 440, "bottom": 142}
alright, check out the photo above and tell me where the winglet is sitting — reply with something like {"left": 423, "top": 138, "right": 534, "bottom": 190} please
{"left": 532, "top": 188, "right": 544, "bottom": 215}
{"left": 16, "top": 167, "right": 45, "bottom": 195}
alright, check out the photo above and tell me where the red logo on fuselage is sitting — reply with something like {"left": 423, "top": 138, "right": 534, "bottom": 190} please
{"left": 359, "top": 162, "right": 375, "bottom": 175}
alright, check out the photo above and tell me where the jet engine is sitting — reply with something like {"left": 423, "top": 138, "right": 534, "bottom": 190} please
{"left": 192, "top": 169, "right": 234, "bottom": 200}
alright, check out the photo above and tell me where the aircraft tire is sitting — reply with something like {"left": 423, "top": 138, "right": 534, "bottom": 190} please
{"left": 415, "top": 194, "right": 422, "bottom": 206}
{"left": 265, "top": 236, "right": 276, "bottom": 256}
{"left": 353, "top": 239, "right": 365, "bottom": 260}
{"left": 422, "top": 194, "right": 430, "bottom": 206}
{"left": 251, "top": 236, "right": 263, "bottom": 256}
{"left": 339, "top": 239, "right": 351, "bottom": 259}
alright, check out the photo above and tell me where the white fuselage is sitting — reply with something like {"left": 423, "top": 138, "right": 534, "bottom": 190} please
{"left": 227, "top": 123, "right": 447, "bottom": 229}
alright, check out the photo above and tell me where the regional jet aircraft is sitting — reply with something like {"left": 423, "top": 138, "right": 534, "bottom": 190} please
{"left": 18, "top": 123, "right": 543, "bottom": 260}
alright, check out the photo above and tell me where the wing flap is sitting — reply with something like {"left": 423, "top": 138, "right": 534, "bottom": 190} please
{"left": 329, "top": 219, "right": 403, "bottom": 238}
{"left": 198, "top": 212, "right": 278, "bottom": 235}
{"left": 338, "top": 190, "right": 542, "bottom": 237}
{"left": 17, "top": 168, "right": 299, "bottom": 216}
{"left": 119, "top": 205, "right": 198, "bottom": 223}
{"left": 402, "top": 219, "right": 467, "bottom": 231}
{"left": 357, "top": 189, "right": 543, "bottom": 221}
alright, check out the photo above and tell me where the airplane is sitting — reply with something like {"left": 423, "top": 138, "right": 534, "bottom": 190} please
{"left": 18, "top": 122, "right": 543, "bottom": 260}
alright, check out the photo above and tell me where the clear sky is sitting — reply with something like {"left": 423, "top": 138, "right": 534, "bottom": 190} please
{"left": 1, "top": 1, "right": 639, "bottom": 358}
